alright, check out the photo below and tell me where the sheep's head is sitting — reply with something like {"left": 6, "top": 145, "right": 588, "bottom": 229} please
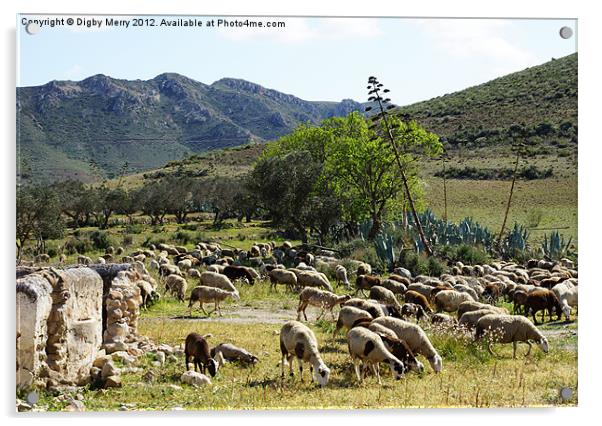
{"left": 207, "top": 358, "right": 219, "bottom": 377}
{"left": 562, "top": 304, "right": 572, "bottom": 321}
{"left": 231, "top": 291, "right": 241, "bottom": 302}
{"left": 538, "top": 337, "right": 549, "bottom": 354}
{"left": 313, "top": 363, "right": 330, "bottom": 387}
{"left": 388, "top": 359, "right": 405, "bottom": 380}
{"left": 429, "top": 354, "right": 443, "bottom": 373}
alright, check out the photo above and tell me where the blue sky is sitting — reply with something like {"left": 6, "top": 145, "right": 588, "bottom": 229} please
{"left": 17, "top": 16, "right": 576, "bottom": 105}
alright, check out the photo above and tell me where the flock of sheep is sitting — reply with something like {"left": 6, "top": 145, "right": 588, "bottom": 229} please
{"left": 73, "top": 240, "right": 578, "bottom": 386}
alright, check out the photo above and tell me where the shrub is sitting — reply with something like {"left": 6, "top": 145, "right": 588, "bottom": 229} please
{"left": 124, "top": 224, "right": 144, "bottom": 234}
{"left": 122, "top": 234, "right": 134, "bottom": 247}
{"left": 142, "top": 236, "right": 167, "bottom": 248}
{"left": 89, "top": 230, "right": 116, "bottom": 251}
{"left": 63, "top": 237, "right": 92, "bottom": 255}
{"left": 526, "top": 209, "right": 544, "bottom": 228}
{"left": 173, "top": 230, "right": 193, "bottom": 245}
{"left": 439, "top": 244, "right": 491, "bottom": 265}
{"left": 181, "top": 223, "right": 199, "bottom": 231}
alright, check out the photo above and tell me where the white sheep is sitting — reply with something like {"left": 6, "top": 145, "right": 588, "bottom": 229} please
{"left": 297, "top": 287, "right": 351, "bottom": 321}
{"left": 333, "top": 306, "right": 374, "bottom": 338}
{"left": 343, "top": 298, "right": 385, "bottom": 318}
{"left": 295, "top": 270, "right": 333, "bottom": 292}
{"left": 164, "top": 274, "right": 188, "bottom": 302}
{"left": 457, "top": 300, "right": 507, "bottom": 319}
{"left": 475, "top": 314, "right": 549, "bottom": 358}
{"left": 335, "top": 265, "right": 351, "bottom": 289}
{"left": 393, "top": 267, "right": 412, "bottom": 279}
{"left": 178, "top": 259, "right": 193, "bottom": 271}
{"left": 407, "top": 283, "right": 434, "bottom": 299}
{"left": 453, "top": 284, "right": 479, "bottom": 302}
{"left": 372, "top": 317, "right": 443, "bottom": 373}
{"left": 552, "top": 281, "right": 578, "bottom": 321}
{"left": 149, "top": 259, "right": 160, "bottom": 270}
{"left": 188, "top": 285, "right": 240, "bottom": 316}
{"left": 188, "top": 268, "right": 202, "bottom": 279}
{"left": 380, "top": 279, "right": 407, "bottom": 296}
{"left": 459, "top": 308, "right": 500, "bottom": 330}
{"left": 434, "top": 290, "right": 474, "bottom": 313}
{"left": 207, "top": 264, "right": 225, "bottom": 274}
{"left": 268, "top": 269, "right": 298, "bottom": 291}
{"left": 279, "top": 321, "right": 330, "bottom": 386}
{"left": 369, "top": 286, "right": 401, "bottom": 309}
{"left": 95, "top": 257, "right": 106, "bottom": 264}
{"left": 347, "top": 327, "right": 405, "bottom": 384}
{"left": 199, "top": 271, "right": 237, "bottom": 293}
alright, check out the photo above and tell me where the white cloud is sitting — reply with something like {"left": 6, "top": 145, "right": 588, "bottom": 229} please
{"left": 216, "top": 17, "right": 382, "bottom": 43}
{"left": 413, "top": 19, "right": 539, "bottom": 75}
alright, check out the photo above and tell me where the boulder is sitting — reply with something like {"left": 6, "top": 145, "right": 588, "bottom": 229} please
{"left": 180, "top": 370, "right": 211, "bottom": 387}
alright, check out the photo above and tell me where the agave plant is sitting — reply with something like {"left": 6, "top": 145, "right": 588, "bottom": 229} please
{"left": 374, "top": 232, "right": 396, "bottom": 271}
{"left": 498, "top": 223, "right": 530, "bottom": 259}
{"left": 541, "top": 231, "right": 572, "bottom": 260}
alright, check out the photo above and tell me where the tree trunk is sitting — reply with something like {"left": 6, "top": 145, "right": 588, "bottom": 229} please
{"left": 368, "top": 214, "right": 382, "bottom": 240}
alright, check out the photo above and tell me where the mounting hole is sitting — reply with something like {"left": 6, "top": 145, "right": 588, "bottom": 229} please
{"left": 560, "top": 387, "right": 573, "bottom": 401}
{"left": 25, "top": 22, "right": 41, "bottom": 35}
{"left": 26, "top": 391, "right": 39, "bottom": 405}
{"left": 559, "top": 26, "right": 573, "bottom": 39}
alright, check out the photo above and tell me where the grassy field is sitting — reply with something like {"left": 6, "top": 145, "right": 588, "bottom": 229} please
{"left": 30, "top": 276, "right": 578, "bottom": 411}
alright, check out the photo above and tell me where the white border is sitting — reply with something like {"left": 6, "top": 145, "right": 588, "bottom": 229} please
{"left": 2, "top": 1, "right": 600, "bottom": 425}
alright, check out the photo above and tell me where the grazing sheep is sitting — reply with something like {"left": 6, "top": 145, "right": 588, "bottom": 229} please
{"left": 407, "top": 283, "right": 434, "bottom": 299}
{"left": 184, "top": 332, "right": 218, "bottom": 377}
{"left": 223, "top": 265, "right": 256, "bottom": 286}
{"left": 210, "top": 343, "right": 259, "bottom": 366}
{"left": 343, "top": 298, "right": 385, "bottom": 318}
{"left": 116, "top": 247, "right": 124, "bottom": 255}
{"left": 393, "top": 267, "right": 412, "bottom": 279}
{"left": 149, "top": 259, "right": 160, "bottom": 270}
{"left": 475, "top": 314, "right": 549, "bottom": 358}
{"left": 160, "top": 264, "right": 182, "bottom": 278}
{"left": 525, "top": 289, "right": 562, "bottom": 324}
{"left": 387, "top": 274, "right": 411, "bottom": 286}
{"left": 297, "top": 287, "right": 351, "bottom": 321}
{"left": 268, "top": 269, "right": 298, "bottom": 291}
{"left": 279, "top": 321, "right": 330, "bottom": 386}
{"left": 434, "top": 290, "right": 474, "bottom": 313}
{"left": 188, "top": 268, "right": 202, "bottom": 279}
{"left": 380, "top": 279, "right": 407, "bottom": 296}
{"left": 372, "top": 317, "right": 443, "bottom": 373}
{"left": 77, "top": 255, "right": 92, "bottom": 265}
{"left": 347, "top": 327, "right": 405, "bottom": 384}
{"left": 454, "top": 284, "right": 479, "bottom": 302}
{"left": 404, "top": 290, "right": 433, "bottom": 314}
{"left": 137, "top": 280, "right": 160, "bottom": 308}
{"left": 355, "top": 275, "right": 380, "bottom": 295}
{"left": 483, "top": 283, "right": 503, "bottom": 303}
{"left": 357, "top": 263, "right": 372, "bottom": 276}
{"left": 207, "top": 264, "right": 225, "bottom": 274}
{"left": 296, "top": 271, "right": 333, "bottom": 292}
{"left": 353, "top": 321, "right": 424, "bottom": 374}
{"left": 459, "top": 309, "right": 500, "bottom": 330}
{"left": 552, "top": 282, "right": 578, "bottom": 321}
{"left": 431, "top": 313, "right": 458, "bottom": 329}
{"left": 188, "top": 286, "right": 240, "bottom": 316}
{"left": 199, "top": 271, "right": 237, "bottom": 293}
{"left": 334, "top": 306, "right": 374, "bottom": 338}
{"left": 96, "top": 257, "right": 106, "bottom": 264}
{"left": 335, "top": 265, "right": 351, "bottom": 289}
{"left": 177, "top": 259, "right": 193, "bottom": 271}
{"left": 165, "top": 274, "right": 188, "bottom": 302}
{"left": 401, "top": 303, "right": 428, "bottom": 322}
{"left": 369, "top": 286, "right": 401, "bottom": 309}
{"left": 513, "top": 290, "right": 529, "bottom": 315}
{"left": 457, "top": 300, "right": 506, "bottom": 319}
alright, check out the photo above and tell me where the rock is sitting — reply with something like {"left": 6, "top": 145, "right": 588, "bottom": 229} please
{"left": 142, "top": 370, "right": 155, "bottom": 382}
{"left": 108, "top": 290, "right": 123, "bottom": 300}
{"left": 101, "top": 361, "right": 120, "bottom": 380}
{"left": 16, "top": 401, "right": 32, "bottom": 412}
{"left": 180, "top": 370, "right": 211, "bottom": 387}
{"left": 168, "top": 384, "right": 183, "bottom": 391}
{"left": 151, "top": 361, "right": 161, "bottom": 368}
{"left": 120, "top": 367, "right": 141, "bottom": 374}
{"left": 103, "top": 342, "right": 129, "bottom": 354}
{"left": 111, "top": 351, "right": 136, "bottom": 365}
{"left": 65, "top": 399, "right": 85, "bottom": 412}
{"left": 167, "top": 355, "right": 178, "bottom": 364}
{"left": 155, "top": 351, "right": 166, "bottom": 365}
{"left": 93, "top": 354, "right": 113, "bottom": 368}
{"left": 157, "top": 344, "right": 174, "bottom": 355}
{"left": 75, "top": 393, "right": 84, "bottom": 401}
{"left": 104, "top": 375, "right": 122, "bottom": 388}
{"left": 90, "top": 366, "right": 101, "bottom": 380}
{"left": 128, "top": 347, "right": 144, "bottom": 357}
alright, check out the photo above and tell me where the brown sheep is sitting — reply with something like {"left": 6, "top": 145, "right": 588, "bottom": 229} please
{"left": 404, "top": 290, "right": 432, "bottom": 314}
{"left": 429, "top": 285, "right": 452, "bottom": 302}
{"left": 525, "top": 289, "right": 563, "bottom": 324}
{"left": 387, "top": 275, "right": 411, "bottom": 286}
{"left": 355, "top": 275, "right": 380, "bottom": 295}
{"left": 184, "top": 332, "right": 218, "bottom": 377}
{"left": 512, "top": 290, "right": 528, "bottom": 315}
{"left": 483, "top": 283, "right": 503, "bottom": 303}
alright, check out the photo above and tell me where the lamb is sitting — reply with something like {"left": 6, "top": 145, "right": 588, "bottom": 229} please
{"left": 188, "top": 286, "right": 240, "bottom": 316}
{"left": 459, "top": 309, "right": 500, "bottom": 330}
{"left": 268, "top": 268, "right": 298, "bottom": 291}
{"left": 279, "top": 321, "right": 330, "bottom": 386}
{"left": 188, "top": 268, "right": 202, "bottom": 279}
{"left": 164, "top": 274, "right": 188, "bottom": 302}
{"left": 512, "top": 290, "right": 529, "bottom": 315}
{"left": 184, "top": 332, "right": 218, "bottom": 377}
{"left": 482, "top": 283, "right": 503, "bottom": 303}
{"left": 347, "top": 327, "right": 405, "bottom": 384}
{"left": 334, "top": 306, "right": 375, "bottom": 338}
{"left": 210, "top": 343, "right": 259, "bottom": 366}
{"left": 552, "top": 282, "right": 578, "bottom": 321}
{"left": 475, "top": 314, "right": 549, "bottom": 358}
{"left": 199, "top": 271, "right": 237, "bottom": 293}
{"left": 457, "top": 300, "right": 507, "bottom": 319}
{"left": 177, "top": 259, "right": 193, "bottom": 271}
{"left": 355, "top": 274, "right": 380, "bottom": 295}
{"left": 434, "top": 290, "right": 474, "bottom": 313}
{"left": 525, "top": 289, "right": 562, "bottom": 324}
{"left": 379, "top": 279, "right": 407, "bottom": 296}
{"left": 221, "top": 265, "right": 255, "bottom": 286}
{"left": 297, "top": 287, "right": 351, "bottom": 321}
{"left": 369, "top": 286, "right": 401, "bottom": 309}
{"left": 404, "top": 290, "right": 433, "bottom": 314}
{"left": 335, "top": 265, "right": 351, "bottom": 289}
{"left": 295, "top": 270, "right": 333, "bottom": 292}
{"left": 372, "top": 317, "right": 443, "bottom": 373}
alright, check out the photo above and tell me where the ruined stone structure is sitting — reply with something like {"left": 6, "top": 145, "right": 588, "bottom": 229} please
{"left": 16, "top": 263, "right": 154, "bottom": 389}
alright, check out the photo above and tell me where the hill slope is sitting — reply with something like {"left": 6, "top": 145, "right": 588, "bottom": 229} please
{"left": 17, "top": 74, "right": 361, "bottom": 183}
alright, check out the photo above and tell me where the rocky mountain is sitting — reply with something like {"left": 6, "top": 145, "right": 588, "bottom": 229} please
{"left": 17, "top": 74, "right": 362, "bottom": 182}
